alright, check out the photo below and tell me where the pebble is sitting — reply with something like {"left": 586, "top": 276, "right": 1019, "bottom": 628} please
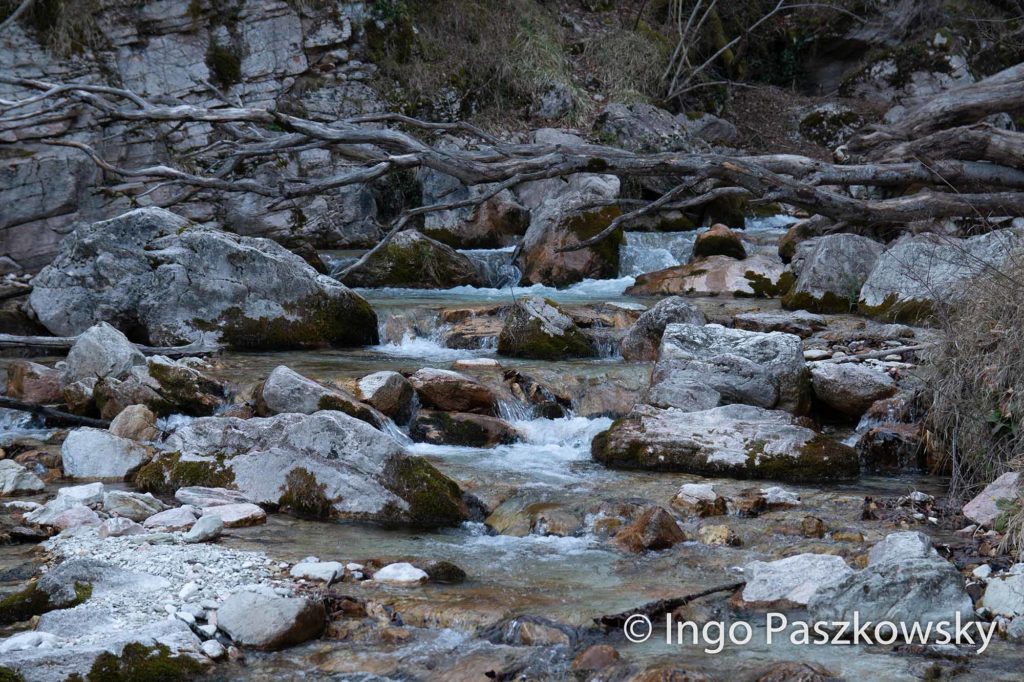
{"left": 175, "top": 610, "right": 196, "bottom": 625}
{"left": 179, "top": 581, "right": 199, "bottom": 601}
{"left": 803, "top": 349, "right": 831, "bottom": 361}
{"left": 201, "top": 639, "right": 226, "bottom": 660}
{"left": 198, "top": 623, "right": 217, "bottom": 637}
{"left": 373, "top": 562, "right": 428, "bottom": 584}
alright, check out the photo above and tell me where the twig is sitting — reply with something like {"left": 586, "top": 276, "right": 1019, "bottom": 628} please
{"left": 595, "top": 581, "right": 744, "bottom": 630}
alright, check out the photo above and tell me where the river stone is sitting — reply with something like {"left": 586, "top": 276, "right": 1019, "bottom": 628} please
{"left": 93, "top": 355, "right": 227, "bottom": 419}
{"left": 592, "top": 404, "right": 859, "bottom": 483}
{"left": 692, "top": 224, "right": 746, "bottom": 261}
{"left": 183, "top": 514, "right": 224, "bottom": 543}
{"left": 5, "top": 361, "right": 62, "bottom": 404}
{"left": 808, "top": 556, "right": 974, "bottom": 626}
{"left": 858, "top": 229, "right": 1024, "bottom": 322}
{"left": 980, "top": 571, "right": 1024, "bottom": 617}
{"left": 352, "top": 371, "right": 414, "bottom": 422}
{"left": 202, "top": 502, "right": 266, "bottom": 528}
{"left": 174, "top": 487, "right": 252, "bottom": 508}
{"left": 62, "top": 322, "right": 146, "bottom": 385}
{"left": 612, "top": 506, "right": 686, "bottom": 553}
{"left": 108, "top": 404, "right": 159, "bottom": 441}
{"left": 156, "top": 411, "right": 468, "bottom": 526}
{"left": 741, "top": 554, "right": 854, "bottom": 607}
{"left": 217, "top": 589, "right": 326, "bottom": 650}
{"left": 408, "top": 368, "right": 499, "bottom": 414}
{"left": 290, "top": 560, "right": 344, "bottom": 582}
{"left": 732, "top": 310, "right": 826, "bottom": 339}
{"left": 671, "top": 483, "right": 726, "bottom": 517}
{"left": 419, "top": 167, "right": 529, "bottom": 249}
{"left": 98, "top": 517, "right": 146, "bottom": 538}
{"left": 782, "top": 234, "right": 884, "bottom": 313}
{"left": 619, "top": 297, "right": 706, "bottom": 362}
{"left": 626, "top": 254, "right": 790, "bottom": 298}
{"left": 867, "top": 531, "right": 938, "bottom": 566}
{"left": 809, "top": 362, "right": 896, "bottom": 418}
{"left": 143, "top": 506, "right": 199, "bottom": 531}
{"left": 339, "top": 230, "right": 484, "bottom": 289}
{"left": 496, "top": 296, "right": 596, "bottom": 360}
{"left": 102, "top": 490, "right": 167, "bottom": 522}
{"left": 52, "top": 505, "right": 102, "bottom": 530}
{"left": 647, "top": 324, "right": 809, "bottom": 414}
{"left": 410, "top": 410, "right": 519, "bottom": 447}
{"left": 0, "top": 460, "right": 45, "bottom": 496}
{"left": 257, "top": 365, "right": 387, "bottom": 429}
{"left": 963, "top": 472, "right": 1020, "bottom": 527}
{"left": 29, "top": 207, "right": 378, "bottom": 350}
{"left": 373, "top": 562, "right": 428, "bottom": 584}
{"left": 61, "top": 428, "right": 152, "bottom": 480}
{"left": 516, "top": 195, "right": 622, "bottom": 287}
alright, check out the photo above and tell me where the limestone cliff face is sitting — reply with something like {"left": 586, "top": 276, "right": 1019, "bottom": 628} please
{"left": 0, "top": 0, "right": 383, "bottom": 272}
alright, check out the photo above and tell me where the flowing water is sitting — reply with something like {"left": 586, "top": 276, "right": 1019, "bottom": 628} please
{"left": 7, "top": 219, "right": 1023, "bottom": 680}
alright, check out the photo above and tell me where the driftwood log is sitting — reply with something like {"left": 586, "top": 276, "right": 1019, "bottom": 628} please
{"left": 0, "top": 333, "right": 220, "bottom": 358}
{"left": 595, "top": 581, "right": 745, "bottom": 630}
{"left": 0, "top": 396, "right": 109, "bottom": 428}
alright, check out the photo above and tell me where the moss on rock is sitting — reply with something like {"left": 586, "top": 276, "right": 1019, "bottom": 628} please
{"left": 385, "top": 455, "right": 468, "bottom": 528}
{"left": 781, "top": 288, "right": 854, "bottom": 314}
{"left": 857, "top": 293, "right": 936, "bottom": 323}
{"left": 0, "top": 579, "right": 91, "bottom": 626}
{"left": 81, "top": 642, "right": 205, "bottom": 682}
{"left": 133, "top": 452, "right": 235, "bottom": 495}
{"left": 279, "top": 467, "right": 333, "bottom": 520}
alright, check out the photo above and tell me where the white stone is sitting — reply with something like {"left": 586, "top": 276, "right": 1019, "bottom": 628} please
{"left": 0, "top": 459, "right": 45, "bottom": 495}
{"left": 201, "top": 502, "right": 265, "bottom": 528}
{"left": 373, "top": 562, "right": 428, "bottom": 584}
{"left": 183, "top": 514, "right": 224, "bottom": 544}
{"left": 143, "top": 506, "right": 199, "bottom": 531}
{"left": 61, "top": 428, "right": 151, "bottom": 479}
{"left": 0, "top": 631, "right": 60, "bottom": 653}
{"left": 981, "top": 572, "right": 1024, "bottom": 618}
{"left": 742, "top": 554, "right": 853, "bottom": 606}
{"left": 179, "top": 581, "right": 199, "bottom": 601}
{"left": 201, "top": 639, "right": 226, "bottom": 659}
{"left": 290, "top": 561, "right": 343, "bottom": 582}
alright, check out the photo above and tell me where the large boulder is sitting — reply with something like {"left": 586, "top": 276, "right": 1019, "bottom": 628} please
{"left": 592, "top": 404, "right": 859, "bottom": 482}
{"left": 419, "top": 168, "right": 529, "bottom": 248}
{"left": 29, "top": 208, "right": 378, "bottom": 349}
{"left": 517, "top": 196, "right": 623, "bottom": 287}
{"left": 626, "top": 254, "right": 791, "bottom": 298}
{"left": 339, "top": 230, "right": 484, "bottom": 289}
{"left": 62, "top": 428, "right": 152, "bottom": 480}
{"left": 497, "top": 296, "right": 596, "bottom": 360}
{"left": 782, "top": 234, "right": 883, "bottom": 313}
{"left": 62, "top": 322, "right": 145, "bottom": 385}
{"left": 408, "top": 368, "right": 499, "bottom": 415}
{"left": 808, "top": 533, "right": 974, "bottom": 627}
{"left": 145, "top": 411, "right": 468, "bottom": 526}
{"left": 257, "top": 365, "right": 387, "bottom": 429}
{"left": 216, "top": 589, "right": 325, "bottom": 650}
{"left": 595, "top": 103, "right": 693, "bottom": 153}
{"left": 809, "top": 362, "right": 896, "bottom": 418}
{"left": 618, "top": 297, "right": 706, "bottom": 362}
{"left": 963, "top": 472, "right": 1020, "bottom": 527}
{"left": 646, "top": 324, "right": 809, "bottom": 414}
{"left": 858, "top": 229, "right": 1024, "bottom": 322}
{"left": 692, "top": 224, "right": 746, "bottom": 261}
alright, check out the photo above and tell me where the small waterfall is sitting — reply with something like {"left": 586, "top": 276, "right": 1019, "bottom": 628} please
{"left": 619, "top": 231, "right": 699, "bottom": 277}
{"left": 459, "top": 247, "right": 520, "bottom": 288}
{"left": 497, "top": 398, "right": 535, "bottom": 423}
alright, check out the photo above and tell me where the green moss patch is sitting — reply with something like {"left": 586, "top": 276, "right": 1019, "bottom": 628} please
{"left": 0, "top": 580, "right": 91, "bottom": 626}
{"left": 857, "top": 293, "right": 936, "bottom": 323}
{"left": 134, "top": 452, "right": 235, "bottom": 495}
{"left": 384, "top": 455, "right": 468, "bottom": 528}
{"left": 781, "top": 288, "right": 853, "bottom": 314}
{"left": 78, "top": 643, "right": 205, "bottom": 682}
{"left": 279, "top": 468, "right": 333, "bottom": 520}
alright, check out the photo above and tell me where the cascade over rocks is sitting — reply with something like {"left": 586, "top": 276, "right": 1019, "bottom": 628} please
{"left": 29, "top": 208, "right": 379, "bottom": 350}
{"left": 497, "top": 296, "right": 596, "bottom": 360}
{"left": 646, "top": 324, "right": 809, "bottom": 414}
{"left": 148, "top": 410, "right": 469, "bottom": 527}
{"left": 339, "top": 230, "right": 485, "bottom": 289}
{"left": 592, "top": 404, "right": 859, "bottom": 483}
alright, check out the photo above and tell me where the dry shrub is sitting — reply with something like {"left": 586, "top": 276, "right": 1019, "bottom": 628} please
{"left": 582, "top": 26, "right": 670, "bottom": 106}
{"left": 926, "top": 253, "right": 1024, "bottom": 517}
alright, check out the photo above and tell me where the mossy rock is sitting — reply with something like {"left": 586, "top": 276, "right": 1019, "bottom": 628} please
{"left": 857, "top": 293, "right": 936, "bottom": 323}
{"left": 0, "top": 580, "right": 91, "bottom": 626}
{"left": 738, "top": 269, "right": 795, "bottom": 298}
{"left": 0, "top": 667, "right": 25, "bottom": 682}
{"left": 339, "top": 231, "right": 483, "bottom": 289}
{"left": 565, "top": 206, "right": 624, "bottom": 277}
{"left": 278, "top": 467, "right": 333, "bottom": 520}
{"left": 134, "top": 452, "right": 235, "bottom": 495}
{"left": 496, "top": 296, "right": 597, "bottom": 360}
{"left": 79, "top": 642, "right": 205, "bottom": 682}
{"left": 693, "top": 225, "right": 746, "bottom": 260}
{"left": 384, "top": 455, "right": 469, "bottom": 528}
{"left": 409, "top": 410, "right": 518, "bottom": 447}
{"left": 781, "top": 288, "right": 854, "bottom": 314}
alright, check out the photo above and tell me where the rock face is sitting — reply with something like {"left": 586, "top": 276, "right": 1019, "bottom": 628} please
{"left": 618, "top": 297, "right": 706, "bottom": 362}
{"left": 692, "top": 224, "right": 746, "bottom": 261}
{"left": 257, "top": 365, "right": 387, "bottom": 429}
{"left": 592, "top": 404, "right": 859, "bottom": 482}
{"left": 61, "top": 428, "right": 152, "bottom": 480}
{"left": 497, "top": 296, "right": 596, "bottom": 360}
{"left": 517, "top": 197, "right": 623, "bottom": 287}
{"left": 339, "top": 230, "right": 484, "bottom": 289}
{"left": 0, "top": 460, "right": 45, "bottom": 496}
{"left": 808, "top": 533, "right": 974, "bottom": 627}
{"left": 408, "top": 368, "right": 499, "bottom": 414}
{"left": 963, "top": 472, "right": 1020, "bottom": 527}
{"left": 783, "top": 234, "right": 884, "bottom": 313}
{"left": 626, "top": 254, "right": 790, "bottom": 298}
{"left": 646, "top": 324, "right": 809, "bottom": 414}
{"left": 858, "top": 229, "right": 1024, "bottom": 321}
{"left": 809, "top": 362, "right": 896, "bottom": 418}
{"left": 217, "top": 589, "right": 326, "bottom": 650}
{"left": 741, "top": 554, "right": 854, "bottom": 607}
{"left": 152, "top": 410, "right": 468, "bottom": 526}
{"left": 410, "top": 410, "right": 519, "bottom": 447}
{"left": 29, "top": 208, "right": 378, "bottom": 349}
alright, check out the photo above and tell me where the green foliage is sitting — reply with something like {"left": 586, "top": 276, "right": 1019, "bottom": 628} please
{"left": 206, "top": 39, "right": 242, "bottom": 87}
{"left": 83, "top": 643, "right": 204, "bottom": 682}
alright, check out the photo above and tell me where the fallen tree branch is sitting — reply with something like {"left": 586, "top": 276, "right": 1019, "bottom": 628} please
{"left": 0, "top": 396, "right": 110, "bottom": 429}
{"left": 820, "top": 343, "right": 936, "bottom": 363}
{"left": 595, "top": 581, "right": 744, "bottom": 630}
{"left": 0, "top": 334, "right": 220, "bottom": 357}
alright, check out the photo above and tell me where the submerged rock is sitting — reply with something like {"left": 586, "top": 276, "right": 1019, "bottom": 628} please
{"left": 29, "top": 208, "right": 378, "bottom": 349}
{"left": 339, "top": 230, "right": 485, "bottom": 289}
{"left": 410, "top": 410, "right": 519, "bottom": 447}
{"left": 592, "top": 404, "right": 859, "bottom": 483}
{"left": 618, "top": 297, "right": 706, "bottom": 362}
{"left": 782, "top": 234, "right": 883, "bottom": 313}
{"left": 257, "top": 365, "right": 387, "bottom": 429}
{"left": 646, "top": 323, "right": 809, "bottom": 414}
{"left": 809, "top": 362, "right": 896, "bottom": 418}
{"left": 217, "top": 589, "right": 326, "bottom": 650}
{"left": 148, "top": 411, "right": 468, "bottom": 527}
{"left": 626, "top": 254, "right": 791, "bottom": 298}
{"left": 858, "top": 229, "right": 1024, "bottom": 322}
{"left": 497, "top": 296, "right": 596, "bottom": 360}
